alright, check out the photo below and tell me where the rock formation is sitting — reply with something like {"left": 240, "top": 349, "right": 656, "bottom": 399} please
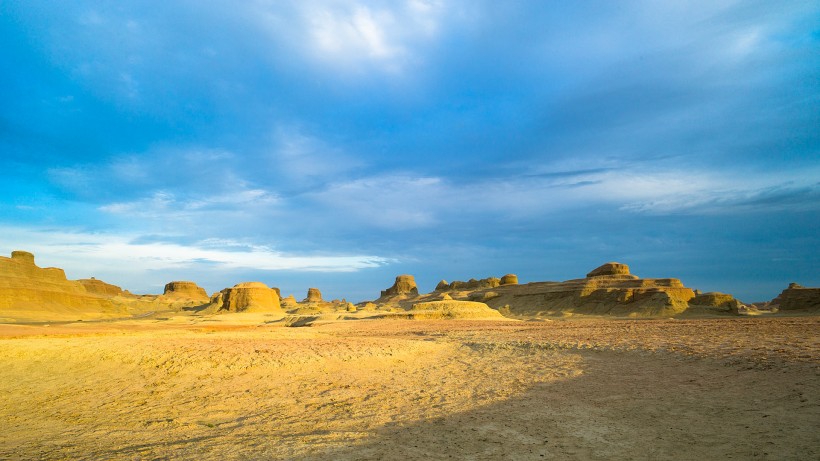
{"left": 586, "top": 262, "right": 633, "bottom": 278}
{"left": 162, "top": 281, "right": 209, "bottom": 302}
{"left": 448, "top": 277, "right": 501, "bottom": 291}
{"left": 219, "top": 282, "right": 282, "bottom": 313}
{"left": 380, "top": 275, "right": 419, "bottom": 299}
{"left": 0, "top": 250, "right": 130, "bottom": 320}
{"left": 281, "top": 295, "right": 298, "bottom": 308}
{"left": 434, "top": 262, "right": 696, "bottom": 318}
{"left": 691, "top": 292, "right": 740, "bottom": 308}
{"left": 500, "top": 274, "right": 518, "bottom": 285}
{"left": 435, "top": 280, "right": 449, "bottom": 291}
{"left": 769, "top": 283, "right": 820, "bottom": 311}
{"left": 402, "top": 300, "right": 504, "bottom": 320}
{"left": 78, "top": 278, "right": 125, "bottom": 297}
{"left": 304, "top": 288, "right": 323, "bottom": 303}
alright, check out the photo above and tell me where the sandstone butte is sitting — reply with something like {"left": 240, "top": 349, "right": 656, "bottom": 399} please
{"left": 1, "top": 250, "right": 818, "bottom": 322}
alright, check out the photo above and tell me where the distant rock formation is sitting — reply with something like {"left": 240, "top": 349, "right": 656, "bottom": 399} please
{"left": 219, "top": 282, "right": 282, "bottom": 313}
{"left": 586, "top": 262, "right": 634, "bottom": 278}
{"left": 421, "top": 262, "right": 696, "bottom": 318}
{"left": 769, "top": 283, "right": 820, "bottom": 311}
{"left": 448, "top": 277, "right": 500, "bottom": 291}
{"left": 435, "top": 280, "right": 449, "bottom": 291}
{"left": 304, "top": 288, "right": 323, "bottom": 303}
{"left": 380, "top": 275, "right": 419, "bottom": 299}
{"left": 78, "top": 278, "right": 125, "bottom": 297}
{"left": 162, "top": 281, "right": 208, "bottom": 303}
{"left": 500, "top": 274, "right": 518, "bottom": 285}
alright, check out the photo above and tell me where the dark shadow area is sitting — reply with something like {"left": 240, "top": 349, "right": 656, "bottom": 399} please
{"left": 291, "top": 351, "right": 818, "bottom": 461}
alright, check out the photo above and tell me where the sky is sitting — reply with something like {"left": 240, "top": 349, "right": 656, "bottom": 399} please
{"left": 1, "top": 0, "right": 818, "bottom": 302}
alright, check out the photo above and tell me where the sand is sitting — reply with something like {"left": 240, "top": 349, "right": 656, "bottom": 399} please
{"left": 0, "top": 316, "right": 817, "bottom": 460}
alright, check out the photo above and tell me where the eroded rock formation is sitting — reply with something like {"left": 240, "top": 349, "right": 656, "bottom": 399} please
{"left": 500, "top": 274, "right": 518, "bottom": 285}
{"left": 380, "top": 275, "right": 419, "bottom": 299}
{"left": 586, "top": 262, "right": 633, "bottom": 278}
{"left": 78, "top": 278, "right": 125, "bottom": 297}
{"left": 769, "top": 283, "right": 820, "bottom": 311}
{"left": 304, "top": 288, "right": 323, "bottom": 303}
{"left": 162, "top": 281, "right": 209, "bottom": 302}
{"left": 219, "top": 282, "right": 282, "bottom": 313}
{"left": 0, "top": 250, "right": 128, "bottom": 320}
{"left": 402, "top": 300, "right": 505, "bottom": 320}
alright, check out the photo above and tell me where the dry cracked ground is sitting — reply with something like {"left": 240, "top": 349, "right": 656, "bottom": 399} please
{"left": 0, "top": 316, "right": 818, "bottom": 460}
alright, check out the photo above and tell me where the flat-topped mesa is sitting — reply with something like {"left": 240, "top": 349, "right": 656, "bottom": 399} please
{"left": 220, "top": 282, "right": 282, "bottom": 313}
{"left": 769, "top": 283, "right": 820, "bottom": 311}
{"left": 304, "top": 288, "right": 323, "bottom": 303}
{"left": 162, "top": 281, "right": 209, "bottom": 303}
{"left": 78, "top": 278, "right": 125, "bottom": 297}
{"left": 586, "top": 262, "right": 636, "bottom": 279}
{"left": 380, "top": 275, "right": 419, "bottom": 298}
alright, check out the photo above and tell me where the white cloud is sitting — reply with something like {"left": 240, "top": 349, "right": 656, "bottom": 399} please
{"left": 0, "top": 226, "right": 390, "bottom": 280}
{"left": 252, "top": 0, "right": 447, "bottom": 75}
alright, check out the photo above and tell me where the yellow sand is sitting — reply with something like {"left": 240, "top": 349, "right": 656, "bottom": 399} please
{"left": 0, "top": 317, "right": 817, "bottom": 460}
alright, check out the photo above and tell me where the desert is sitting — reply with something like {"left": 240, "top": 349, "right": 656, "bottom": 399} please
{"left": 1, "top": 250, "right": 818, "bottom": 460}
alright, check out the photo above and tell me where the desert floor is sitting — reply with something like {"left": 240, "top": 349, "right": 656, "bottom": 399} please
{"left": 0, "top": 316, "right": 818, "bottom": 460}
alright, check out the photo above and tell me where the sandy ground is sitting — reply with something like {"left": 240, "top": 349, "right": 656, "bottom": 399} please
{"left": 0, "top": 316, "right": 817, "bottom": 460}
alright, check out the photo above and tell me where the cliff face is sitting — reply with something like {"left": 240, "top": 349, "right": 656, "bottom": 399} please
{"left": 0, "top": 251, "right": 128, "bottom": 320}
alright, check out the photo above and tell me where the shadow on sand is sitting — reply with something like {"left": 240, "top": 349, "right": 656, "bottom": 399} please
{"left": 291, "top": 351, "right": 815, "bottom": 461}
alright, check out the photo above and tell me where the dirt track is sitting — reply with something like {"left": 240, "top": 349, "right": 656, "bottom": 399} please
{"left": 0, "top": 317, "right": 817, "bottom": 460}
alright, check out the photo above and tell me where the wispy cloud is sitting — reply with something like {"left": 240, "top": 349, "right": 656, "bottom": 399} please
{"left": 0, "top": 225, "right": 390, "bottom": 289}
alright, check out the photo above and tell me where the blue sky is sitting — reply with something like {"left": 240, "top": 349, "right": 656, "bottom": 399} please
{"left": 1, "top": 1, "right": 818, "bottom": 302}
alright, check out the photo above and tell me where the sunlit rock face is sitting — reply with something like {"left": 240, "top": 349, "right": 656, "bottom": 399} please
{"left": 379, "top": 275, "right": 419, "bottom": 299}
{"left": 162, "top": 281, "right": 209, "bottom": 303}
{"left": 219, "top": 282, "right": 282, "bottom": 313}
{"left": 0, "top": 250, "right": 128, "bottom": 319}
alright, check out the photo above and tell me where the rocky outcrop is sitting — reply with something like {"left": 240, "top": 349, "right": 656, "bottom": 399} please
{"left": 456, "top": 263, "right": 694, "bottom": 318}
{"left": 448, "top": 277, "right": 500, "bottom": 291}
{"left": 0, "top": 250, "right": 129, "bottom": 320}
{"left": 769, "top": 283, "right": 820, "bottom": 311}
{"left": 435, "top": 280, "right": 449, "bottom": 291}
{"left": 219, "top": 282, "right": 282, "bottom": 313}
{"left": 380, "top": 275, "right": 419, "bottom": 299}
{"left": 162, "top": 281, "right": 208, "bottom": 302}
{"left": 500, "top": 274, "right": 518, "bottom": 285}
{"left": 78, "top": 278, "right": 125, "bottom": 297}
{"left": 586, "top": 262, "right": 634, "bottom": 278}
{"left": 304, "top": 288, "right": 323, "bottom": 303}
{"left": 690, "top": 292, "right": 741, "bottom": 314}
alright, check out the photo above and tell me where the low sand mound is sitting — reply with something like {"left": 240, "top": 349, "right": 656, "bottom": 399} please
{"left": 402, "top": 300, "right": 506, "bottom": 320}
